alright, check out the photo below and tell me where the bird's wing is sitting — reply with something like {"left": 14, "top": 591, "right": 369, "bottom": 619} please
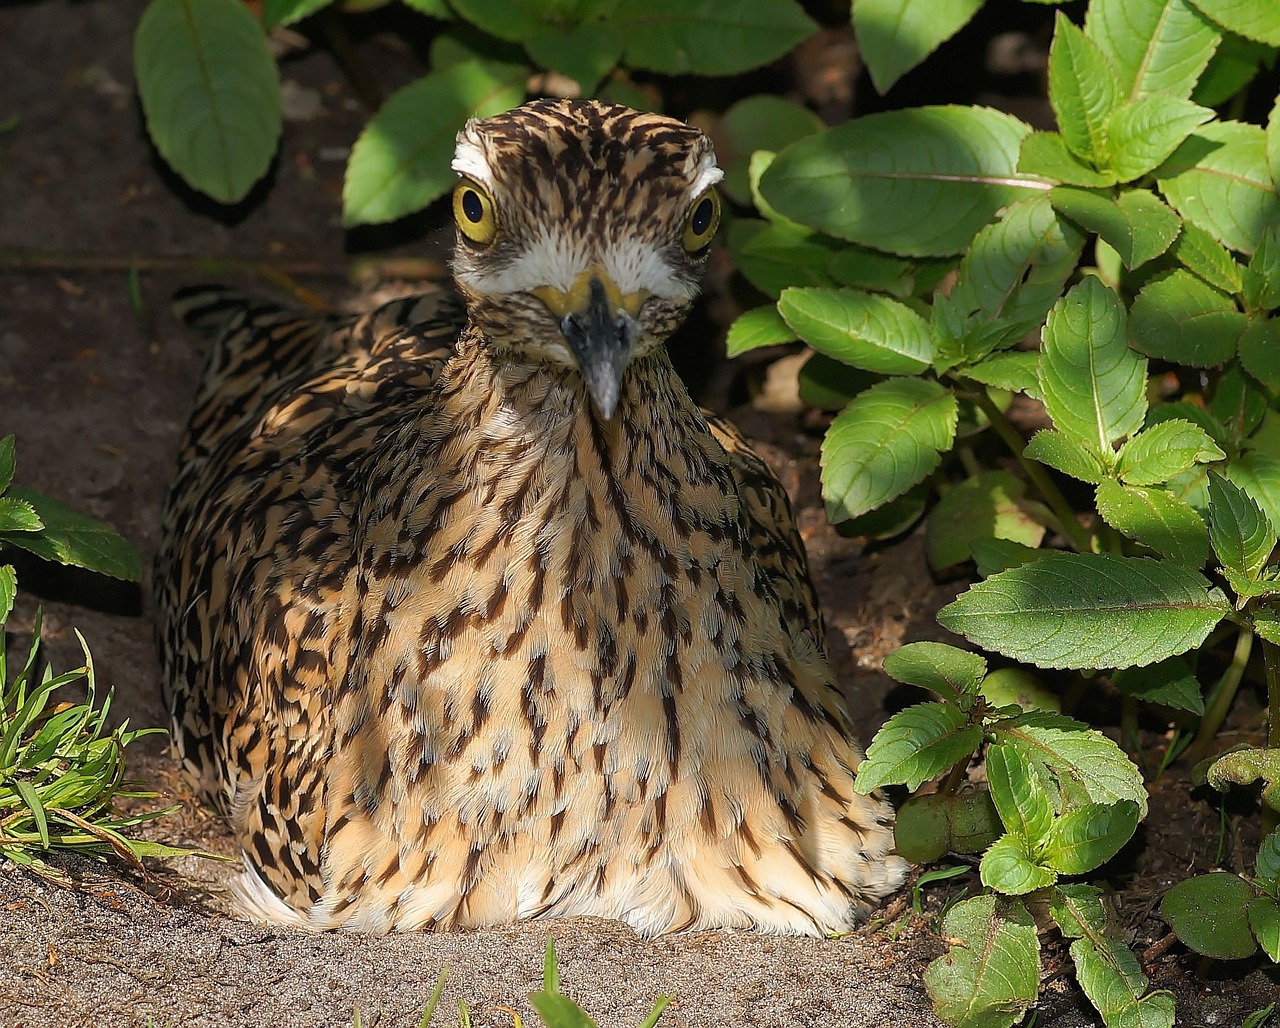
{"left": 702, "top": 410, "right": 828, "bottom": 653}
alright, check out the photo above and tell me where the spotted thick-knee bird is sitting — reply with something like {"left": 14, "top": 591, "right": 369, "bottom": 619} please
{"left": 155, "top": 98, "right": 906, "bottom": 935}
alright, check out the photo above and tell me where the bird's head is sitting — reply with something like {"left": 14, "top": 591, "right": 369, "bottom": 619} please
{"left": 449, "top": 98, "right": 722, "bottom": 421}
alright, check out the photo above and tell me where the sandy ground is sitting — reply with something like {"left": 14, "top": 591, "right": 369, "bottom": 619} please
{"left": 0, "top": 2, "right": 949, "bottom": 1025}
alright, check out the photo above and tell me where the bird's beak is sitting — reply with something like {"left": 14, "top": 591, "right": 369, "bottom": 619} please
{"left": 532, "top": 271, "right": 645, "bottom": 421}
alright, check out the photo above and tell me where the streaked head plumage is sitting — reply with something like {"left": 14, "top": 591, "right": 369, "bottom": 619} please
{"left": 449, "top": 98, "right": 722, "bottom": 419}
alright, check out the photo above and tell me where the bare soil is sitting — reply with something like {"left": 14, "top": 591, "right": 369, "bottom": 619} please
{"left": 1, "top": 2, "right": 1277, "bottom": 1027}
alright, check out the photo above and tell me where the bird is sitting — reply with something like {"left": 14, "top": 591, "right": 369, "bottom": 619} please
{"left": 154, "top": 98, "right": 906, "bottom": 937}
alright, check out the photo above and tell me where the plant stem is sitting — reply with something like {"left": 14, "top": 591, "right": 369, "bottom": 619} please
{"left": 1187, "top": 625, "right": 1254, "bottom": 766}
{"left": 968, "top": 388, "right": 1092, "bottom": 553}
{"left": 939, "top": 757, "right": 971, "bottom": 797}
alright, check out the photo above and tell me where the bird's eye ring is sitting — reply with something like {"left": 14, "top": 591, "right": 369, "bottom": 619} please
{"left": 453, "top": 178, "right": 498, "bottom": 246}
{"left": 681, "top": 189, "right": 721, "bottom": 254}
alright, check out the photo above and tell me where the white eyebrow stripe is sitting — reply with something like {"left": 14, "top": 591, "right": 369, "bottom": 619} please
{"left": 454, "top": 229, "right": 696, "bottom": 301}
{"left": 689, "top": 157, "right": 723, "bottom": 198}
{"left": 451, "top": 134, "right": 495, "bottom": 189}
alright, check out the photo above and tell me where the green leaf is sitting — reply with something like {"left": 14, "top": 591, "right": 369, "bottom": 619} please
{"left": 1208, "top": 471, "right": 1276, "bottom": 591}
{"left": 980, "top": 667, "right": 1061, "bottom": 714}
{"left": 0, "top": 564, "right": 14, "bottom": 624}
{"left": 614, "top": 0, "right": 817, "bottom": 76}
{"left": 727, "top": 220, "right": 838, "bottom": 297}
{"left": 1186, "top": 0, "right": 1280, "bottom": 45}
{"left": 852, "top": 0, "right": 983, "bottom": 94}
{"left": 1129, "top": 269, "right": 1247, "bottom": 367}
{"left": 724, "top": 305, "right": 796, "bottom": 357}
{"left": 986, "top": 743, "right": 1054, "bottom": 845}
{"left": 402, "top": 0, "right": 454, "bottom": 15}
{"left": 1024, "top": 429, "right": 1108, "bottom": 484}
{"left": 1049, "top": 187, "right": 1181, "bottom": 270}
{"left": 979, "top": 833, "right": 1057, "bottom": 895}
{"left": 1096, "top": 480, "right": 1211, "bottom": 567}
{"left": 796, "top": 353, "right": 879, "bottom": 411}
{"left": 446, "top": 0, "right": 543, "bottom": 41}
{"left": 1118, "top": 420, "right": 1226, "bottom": 486}
{"left": 1226, "top": 451, "right": 1280, "bottom": 535}
{"left": 994, "top": 710, "right": 1149, "bottom": 813}
{"left": 1048, "top": 12, "right": 1122, "bottom": 164}
{"left": 0, "top": 497, "right": 43, "bottom": 535}
{"left": 1085, "top": 0, "right": 1222, "bottom": 101}
{"left": 1070, "top": 935, "right": 1176, "bottom": 1028}
{"left": 0, "top": 435, "right": 15, "bottom": 493}
{"left": 343, "top": 61, "right": 527, "bottom": 226}
{"left": 972, "top": 539, "right": 1049, "bottom": 579}
{"left": 1112, "top": 656, "right": 1205, "bottom": 714}
{"left": 1043, "top": 800, "right": 1140, "bottom": 874}
{"left": 1207, "top": 746, "right": 1280, "bottom": 811}
{"left": 964, "top": 352, "right": 1042, "bottom": 398}
{"left": 951, "top": 195, "right": 1086, "bottom": 329}
{"left": 1162, "top": 872, "right": 1258, "bottom": 958}
{"left": 260, "top": 0, "right": 331, "bottom": 28}
{"left": 825, "top": 246, "right": 925, "bottom": 297}
{"left": 1270, "top": 94, "right": 1280, "bottom": 189}
{"left": 718, "top": 95, "right": 823, "bottom": 205}
{"left": 883, "top": 642, "right": 987, "bottom": 705}
{"left": 529, "top": 994, "right": 599, "bottom": 1028}
{"left": 853, "top": 702, "right": 983, "bottom": 793}
{"left": 1049, "top": 883, "right": 1106, "bottom": 938}
{"left": 926, "top": 471, "right": 1046, "bottom": 573}
{"left": 1193, "top": 30, "right": 1272, "bottom": 107}
{"left": 1172, "top": 221, "right": 1245, "bottom": 295}
{"left": 1210, "top": 362, "right": 1267, "bottom": 441}
{"left": 835, "top": 486, "right": 928, "bottom": 541}
{"left": 923, "top": 895, "right": 1040, "bottom": 1028}
{"left": 1105, "top": 95, "right": 1213, "bottom": 181}
{"left": 134, "top": 0, "right": 282, "bottom": 204}
{"left": 1257, "top": 829, "right": 1280, "bottom": 892}
{"left": 1249, "top": 896, "right": 1280, "bottom": 962}
{"left": 1018, "top": 131, "right": 1116, "bottom": 187}
{"left": 939, "top": 552, "right": 1229, "bottom": 670}
{"left": 6, "top": 489, "right": 141, "bottom": 581}
{"left": 760, "top": 106, "right": 1047, "bottom": 258}
{"left": 820, "top": 376, "right": 958, "bottom": 522}
{"left": 777, "top": 288, "right": 934, "bottom": 375}
{"left": 1039, "top": 278, "right": 1146, "bottom": 453}
{"left": 524, "top": 20, "right": 622, "bottom": 91}
{"left": 1247, "top": 224, "right": 1280, "bottom": 312}
{"left": 1159, "top": 121, "right": 1280, "bottom": 255}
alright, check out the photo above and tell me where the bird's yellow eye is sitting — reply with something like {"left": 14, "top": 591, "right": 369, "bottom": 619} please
{"left": 453, "top": 178, "right": 498, "bottom": 246}
{"left": 681, "top": 189, "right": 721, "bottom": 253}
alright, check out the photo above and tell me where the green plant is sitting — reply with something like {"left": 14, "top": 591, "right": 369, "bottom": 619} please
{"left": 131, "top": 0, "right": 819, "bottom": 223}
{"left": 725, "top": 0, "right": 1280, "bottom": 1024}
{"left": 1, "top": 435, "right": 189, "bottom": 882}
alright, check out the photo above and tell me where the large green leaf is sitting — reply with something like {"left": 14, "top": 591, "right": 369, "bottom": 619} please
{"left": 343, "top": 61, "right": 527, "bottom": 226}
{"left": 724, "top": 305, "right": 796, "bottom": 357}
{"left": 924, "top": 895, "right": 1040, "bottom": 1028}
{"left": 852, "top": 0, "right": 983, "bottom": 94}
{"left": 1227, "top": 451, "right": 1280, "bottom": 534}
{"left": 1018, "top": 130, "right": 1116, "bottom": 187}
{"left": 1024, "top": 429, "right": 1108, "bottom": 484}
{"left": 1162, "top": 872, "right": 1258, "bottom": 958}
{"left": 5, "top": 489, "right": 141, "bottom": 581}
{"left": 1159, "top": 121, "right": 1280, "bottom": 255}
{"left": 1096, "top": 480, "right": 1211, "bottom": 567}
{"left": 951, "top": 195, "right": 1085, "bottom": 329}
{"left": 718, "top": 95, "right": 823, "bottom": 205}
{"left": 1112, "top": 656, "right": 1205, "bottom": 714}
{"left": 1071, "top": 936, "right": 1176, "bottom": 1027}
{"left": 760, "top": 106, "right": 1048, "bottom": 257}
{"left": 986, "top": 744, "right": 1054, "bottom": 846}
{"left": 1172, "top": 221, "right": 1246, "bottom": 294}
{"left": 994, "top": 710, "right": 1149, "bottom": 813}
{"left": 1043, "top": 800, "right": 1140, "bottom": 874}
{"left": 1085, "top": 0, "right": 1222, "bottom": 101}
{"left": 1039, "top": 278, "right": 1147, "bottom": 453}
{"left": 821, "top": 377, "right": 958, "bottom": 522}
{"left": 1049, "top": 187, "right": 1181, "bottom": 270}
{"left": 854, "top": 702, "right": 982, "bottom": 793}
{"left": 447, "top": 0, "right": 546, "bottom": 41}
{"left": 524, "top": 20, "right": 623, "bottom": 90}
{"left": 777, "top": 288, "right": 934, "bottom": 375}
{"left": 261, "top": 0, "right": 332, "bottom": 28}
{"left": 939, "top": 552, "right": 1229, "bottom": 670}
{"left": 727, "top": 220, "right": 838, "bottom": 297}
{"left": 613, "top": 0, "right": 816, "bottom": 76}
{"left": 1128, "top": 269, "right": 1246, "bottom": 366}
{"left": 1048, "top": 12, "right": 1122, "bottom": 164}
{"left": 1187, "top": 0, "right": 1280, "bottom": 45}
{"left": 134, "top": 0, "right": 282, "bottom": 204}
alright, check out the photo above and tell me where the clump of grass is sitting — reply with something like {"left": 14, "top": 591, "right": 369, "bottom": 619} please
{"left": 0, "top": 611, "right": 191, "bottom": 883}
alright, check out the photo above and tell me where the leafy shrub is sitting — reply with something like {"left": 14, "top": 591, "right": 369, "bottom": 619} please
{"left": 727, "top": 0, "right": 1280, "bottom": 1024}
{"left": 132, "top": 0, "right": 818, "bottom": 221}
{"left": 0, "top": 435, "right": 187, "bottom": 883}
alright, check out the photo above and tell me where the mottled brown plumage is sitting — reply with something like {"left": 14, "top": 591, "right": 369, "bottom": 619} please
{"left": 155, "top": 98, "right": 905, "bottom": 935}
